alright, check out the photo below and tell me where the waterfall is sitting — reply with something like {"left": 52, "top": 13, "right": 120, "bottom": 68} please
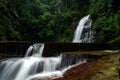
{"left": 25, "top": 43, "right": 45, "bottom": 57}
{"left": 25, "top": 46, "right": 33, "bottom": 57}
{"left": 73, "top": 15, "right": 95, "bottom": 43}
{"left": 31, "top": 43, "right": 45, "bottom": 57}
{"left": 0, "top": 15, "right": 95, "bottom": 80}
{"left": 0, "top": 43, "right": 86, "bottom": 80}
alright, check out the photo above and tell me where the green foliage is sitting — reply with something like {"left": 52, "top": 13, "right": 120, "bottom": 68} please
{"left": 89, "top": 0, "right": 120, "bottom": 43}
{"left": 90, "top": 0, "right": 111, "bottom": 16}
{"left": 93, "top": 15, "right": 120, "bottom": 42}
{"left": 0, "top": 0, "right": 120, "bottom": 43}
{"left": 112, "top": 59, "right": 120, "bottom": 78}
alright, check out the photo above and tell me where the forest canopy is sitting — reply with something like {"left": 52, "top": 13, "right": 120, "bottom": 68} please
{"left": 0, "top": 0, "right": 120, "bottom": 43}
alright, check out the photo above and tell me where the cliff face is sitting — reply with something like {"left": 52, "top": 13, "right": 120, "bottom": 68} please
{"left": 53, "top": 51, "right": 120, "bottom": 80}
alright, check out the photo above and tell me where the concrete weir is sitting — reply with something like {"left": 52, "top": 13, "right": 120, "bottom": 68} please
{"left": 0, "top": 42, "right": 118, "bottom": 58}
{"left": 42, "top": 43, "right": 113, "bottom": 57}
{"left": 0, "top": 41, "right": 31, "bottom": 58}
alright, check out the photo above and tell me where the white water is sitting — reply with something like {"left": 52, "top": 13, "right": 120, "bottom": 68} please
{"left": 0, "top": 15, "right": 94, "bottom": 80}
{"left": 31, "top": 43, "right": 45, "bottom": 57}
{"left": 73, "top": 15, "right": 95, "bottom": 43}
{"left": 26, "top": 59, "right": 86, "bottom": 80}
{"left": 43, "top": 56, "right": 61, "bottom": 72}
{"left": 100, "top": 50, "right": 119, "bottom": 53}
{"left": 26, "top": 71, "right": 63, "bottom": 80}
{"left": 14, "top": 57, "right": 40, "bottom": 80}
{"left": 0, "top": 54, "right": 62, "bottom": 80}
{"left": 0, "top": 43, "right": 86, "bottom": 80}
{"left": 25, "top": 46, "right": 33, "bottom": 57}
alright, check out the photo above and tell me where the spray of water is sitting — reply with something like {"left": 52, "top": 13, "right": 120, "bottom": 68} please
{"left": 73, "top": 15, "right": 95, "bottom": 43}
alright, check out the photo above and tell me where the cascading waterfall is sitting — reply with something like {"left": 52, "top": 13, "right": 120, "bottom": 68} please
{"left": 0, "top": 43, "right": 86, "bottom": 80}
{"left": 25, "top": 45, "right": 33, "bottom": 57}
{"left": 25, "top": 43, "right": 45, "bottom": 57}
{"left": 0, "top": 15, "right": 95, "bottom": 80}
{"left": 73, "top": 15, "right": 95, "bottom": 43}
{"left": 31, "top": 43, "right": 45, "bottom": 57}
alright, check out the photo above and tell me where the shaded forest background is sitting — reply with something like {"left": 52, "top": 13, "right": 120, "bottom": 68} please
{"left": 0, "top": 0, "right": 120, "bottom": 43}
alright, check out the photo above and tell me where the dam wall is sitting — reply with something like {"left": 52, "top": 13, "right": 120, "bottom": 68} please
{"left": 0, "top": 41, "right": 31, "bottom": 58}
{"left": 0, "top": 42, "right": 119, "bottom": 58}
{"left": 42, "top": 43, "right": 112, "bottom": 56}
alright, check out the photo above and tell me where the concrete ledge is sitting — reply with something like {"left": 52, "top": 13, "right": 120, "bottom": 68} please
{"left": 0, "top": 42, "right": 119, "bottom": 57}
{"left": 42, "top": 43, "right": 114, "bottom": 56}
{"left": 0, "top": 41, "right": 32, "bottom": 57}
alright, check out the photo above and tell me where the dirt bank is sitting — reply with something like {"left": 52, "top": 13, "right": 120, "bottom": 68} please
{"left": 53, "top": 52, "right": 120, "bottom": 80}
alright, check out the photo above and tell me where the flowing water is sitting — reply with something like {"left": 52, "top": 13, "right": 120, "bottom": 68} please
{"left": 0, "top": 44, "right": 86, "bottom": 80}
{"left": 73, "top": 15, "right": 95, "bottom": 43}
{"left": 0, "top": 15, "right": 94, "bottom": 80}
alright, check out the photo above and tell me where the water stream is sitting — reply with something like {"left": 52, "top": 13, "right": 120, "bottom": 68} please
{"left": 0, "top": 44, "right": 86, "bottom": 80}
{"left": 73, "top": 15, "right": 95, "bottom": 43}
{"left": 0, "top": 15, "right": 94, "bottom": 80}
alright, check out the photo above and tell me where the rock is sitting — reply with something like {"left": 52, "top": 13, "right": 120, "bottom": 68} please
{"left": 53, "top": 52, "right": 120, "bottom": 80}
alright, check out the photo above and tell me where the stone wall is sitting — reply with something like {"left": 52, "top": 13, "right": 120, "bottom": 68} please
{"left": 0, "top": 41, "right": 32, "bottom": 58}
{"left": 42, "top": 43, "right": 115, "bottom": 57}
{"left": 0, "top": 42, "right": 119, "bottom": 58}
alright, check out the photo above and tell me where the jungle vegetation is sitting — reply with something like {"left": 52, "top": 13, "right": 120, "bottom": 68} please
{"left": 0, "top": 0, "right": 120, "bottom": 43}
